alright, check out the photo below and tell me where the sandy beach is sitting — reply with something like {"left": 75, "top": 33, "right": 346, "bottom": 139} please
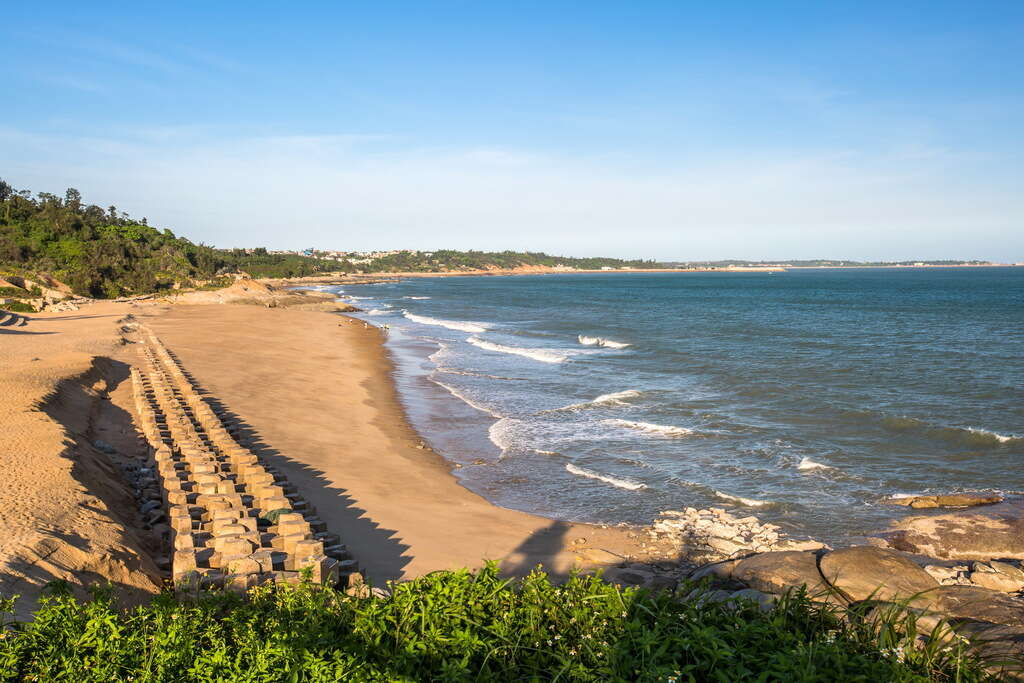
{"left": 0, "top": 295, "right": 662, "bottom": 614}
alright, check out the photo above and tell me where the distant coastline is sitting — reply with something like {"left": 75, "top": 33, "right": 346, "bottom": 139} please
{"left": 270, "top": 261, "right": 1020, "bottom": 287}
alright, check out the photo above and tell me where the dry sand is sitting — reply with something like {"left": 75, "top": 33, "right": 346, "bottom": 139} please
{"left": 139, "top": 303, "right": 657, "bottom": 583}
{"left": 2, "top": 298, "right": 660, "bottom": 613}
{"left": 0, "top": 303, "right": 162, "bottom": 618}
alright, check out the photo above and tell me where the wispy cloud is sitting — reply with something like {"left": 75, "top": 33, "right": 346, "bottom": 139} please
{"left": 2, "top": 126, "right": 1018, "bottom": 261}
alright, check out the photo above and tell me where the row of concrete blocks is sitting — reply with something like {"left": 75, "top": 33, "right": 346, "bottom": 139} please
{"left": 131, "top": 331, "right": 358, "bottom": 592}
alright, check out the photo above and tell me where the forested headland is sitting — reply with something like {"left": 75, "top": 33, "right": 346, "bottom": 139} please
{"left": 0, "top": 180, "right": 341, "bottom": 298}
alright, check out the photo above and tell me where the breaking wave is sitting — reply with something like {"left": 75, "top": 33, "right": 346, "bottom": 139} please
{"left": 366, "top": 309, "right": 390, "bottom": 315}
{"left": 565, "top": 463, "right": 647, "bottom": 490}
{"left": 553, "top": 389, "right": 641, "bottom": 411}
{"left": 578, "top": 335, "right": 631, "bottom": 349}
{"left": 603, "top": 419, "right": 693, "bottom": 437}
{"left": 403, "top": 296, "right": 431, "bottom": 300}
{"left": 797, "top": 457, "right": 835, "bottom": 472}
{"left": 404, "top": 312, "right": 490, "bottom": 333}
{"left": 881, "top": 415, "right": 1021, "bottom": 447}
{"left": 714, "top": 491, "right": 772, "bottom": 507}
{"left": 467, "top": 336, "right": 575, "bottom": 364}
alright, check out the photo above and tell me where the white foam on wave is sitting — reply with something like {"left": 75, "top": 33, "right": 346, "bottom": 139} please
{"left": 404, "top": 311, "right": 490, "bottom": 333}
{"left": 554, "top": 389, "right": 641, "bottom": 411}
{"left": 603, "top": 419, "right": 693, "bottom": 437}
{"left": 432, "top": 379, "right": 503, "bottom": 419}
{"left": 535, "top": 449, "right": 558, "bottom": 455}
{"left": 488, "top": 418, "right": 517, "bottom": 451}
{"left": 565, "top": 463, "right": 646, "bottom": 490}
{"left": 966, "top": 427, "right": 1018, "bottom": 443}
{"left": 797, "top": 457, "right": 835, "bottom": 472}
{"left": 578, "top": 335, "right": 631, "bottom": 349}
{"left": 403, "top": 296, "right": 431, "bottom": 300}
{"left": 714, "top": 491, "right": 772, "bottom": 507}
{"left": 467, "top": 336, "right": 574, "bottom": 364}
{"left": 366, "top": 308, "right": 390, "bottom": 315}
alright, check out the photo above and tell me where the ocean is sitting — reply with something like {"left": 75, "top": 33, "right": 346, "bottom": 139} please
{"left": 327, "top": 268, "right": 1023, "bottom": 545}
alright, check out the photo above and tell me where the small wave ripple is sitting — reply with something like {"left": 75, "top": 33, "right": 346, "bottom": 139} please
{"left": 404, "top": 311, "right": 490, "bottom": 333}
{"left": 578, "top": 335, "right": 631, "bottom": 349}
{"left": 603, "top": 419, "right": 693, "bottom": 437}
{"left": 565, "top": 463, "right": 647, "bottom": 490}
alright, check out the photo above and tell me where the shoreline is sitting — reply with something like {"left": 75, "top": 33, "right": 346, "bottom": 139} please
{"left": 135, "top": 303, "right": 668, "bottom": 582}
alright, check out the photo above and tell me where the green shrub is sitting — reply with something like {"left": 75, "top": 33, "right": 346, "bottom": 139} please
{"left": 1, "top": 300, "right": 34, "bottom": 313}
{"left": 0, "top": 565, "right": 996, "bottom": 682}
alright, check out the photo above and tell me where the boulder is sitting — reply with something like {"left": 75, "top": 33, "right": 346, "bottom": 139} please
{"left": 889, "top": 493, "right": 1003, "bottom": 509}
{"left": 818, "top": 546, "right": 938, "bottom": 602}
{"left": 877, "top": 499, "right": 1024, "bottom": 560}
{"left": 731, "top": 551, "right": 832, "bottom": 598}
{"left": 913, "top": 586, "right": 1024, "bottom": 627}
{"left": 689, "top": 559, "right": 739, "bottom": 582}
{"left": 969, "top": 561, "right": 1024, "bottom": 593}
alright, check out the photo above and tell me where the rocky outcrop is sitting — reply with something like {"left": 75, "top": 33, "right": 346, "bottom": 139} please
{"left": 887, "top": 493, "right": 1003, "bottom": 509}
{"left": 730, "top": 551, "right": 832, "bottom": 597}
{"left": 875, "top": 498, "right": 1024, "bottom": 560}
{"left": 652, "top": 507, "right": 825, "bottom": 561}
{"left": 818, "top": 546, "right": 939, "bottom": 602}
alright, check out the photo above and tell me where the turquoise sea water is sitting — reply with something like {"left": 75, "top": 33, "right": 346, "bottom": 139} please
{"left": 331, "top": 268, "right": 1023, "bottom": 544}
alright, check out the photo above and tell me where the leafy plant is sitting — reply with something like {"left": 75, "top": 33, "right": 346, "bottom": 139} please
{"left": 0, "top": 565, "right": 1001, "bottom": 682}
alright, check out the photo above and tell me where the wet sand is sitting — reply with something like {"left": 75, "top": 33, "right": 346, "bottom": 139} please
{"left": 138, "top": 303, "right": 658, "bottom": 583}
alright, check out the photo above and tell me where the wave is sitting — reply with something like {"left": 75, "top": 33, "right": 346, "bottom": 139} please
{"left": 965, "top": 427, "right": 1019, "bottom": 444}
{"left": 404, "top": 312, "right": 490, "bottom": 333}
{"left": 714, "top": 491, "right": 772, "bottom": 507}
{"left": 403, "top": 296, "right": 431, "bottom": 300}
{"left": 437, "top": 368, "right": 523, "bottom": 381}
{"left": 602, "top": 419, "right": 693, "bottom": 437}
{"left": 467, "top": 336, "right": 574, "bottom": 364}
{"left": 565, "top": 463, "right": 646, "bottom": 490}
{"left": 797, "top": 457, "right": 835, "bottom": 472}
{"left": 553, "top": 389, "right": 641, "bottom": 411}
{"left": 881, "top": 415, "right": 1021, "bottom": 447}
{"left": 366, "top": 309, "right": 390, "bottom": 315}
{"left": 578, "top": 335, "right": 631, "bottom": 349}
{"left": 535, "top": 449, "right": 559, "bottom": 456}
{"left": 432, "top": 380, "right": 503, "bottom": 419}
{"left": 489, "top": 418, "right": 517, "bottom": 451}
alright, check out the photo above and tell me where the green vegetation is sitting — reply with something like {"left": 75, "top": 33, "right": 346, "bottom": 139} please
{"left": 0, "top": 299, "right": 34, "bottom": 313}
{"left": 0, "top": 565, "right": 994, "bottom": 682}
{"left": 0, "top": 180, "right": 342, "bottom": 298}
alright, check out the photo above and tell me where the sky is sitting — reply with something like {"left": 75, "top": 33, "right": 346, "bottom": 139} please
{"left": 1, "top": 1, "right": 1022, "bottom": 261}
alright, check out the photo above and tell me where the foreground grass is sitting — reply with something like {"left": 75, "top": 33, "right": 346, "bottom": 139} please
{"left": 0, "top": 565, "right": 996, "bottom": 682}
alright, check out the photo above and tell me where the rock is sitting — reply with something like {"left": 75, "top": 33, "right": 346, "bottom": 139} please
{"left": 877, "top": 499, "right": 1024, "bottom": 560}
{"left": 689, "top": 559, "right": 739, "bottom": 582}
{"left": 773, "top": 539, "right": 827, "bottom": 552}
{"left": 706, "top": 536, "right": 745, "bottom": 557}
{"left": 818, "top": 546, "right": 938, "bottom": 602}
{"left": 731, "top": 551, "right": 833, "bottom": 598}
{"left": 888, "top": 493, "right": 1003, "bottom": 509}
{"left": 923, "top": 565, "right": 961, "bottom": 585}
{"left": 970, "top": 562, "right": 1024, "bottom": 593}
{"left": 603, "top": 567, "right": 654, "bottom": 587}
{"left": 913, "top": 586, "right": 1024, "bottom": 627}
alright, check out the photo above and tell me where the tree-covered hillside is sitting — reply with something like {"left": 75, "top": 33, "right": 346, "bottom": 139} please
{"left": 0, "top": 180, "right": 340, "bottom": 298}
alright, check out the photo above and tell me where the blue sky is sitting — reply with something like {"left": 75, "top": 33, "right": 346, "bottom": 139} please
{"left": 2, "top": 1, "right": 1022, "bottom": 260}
